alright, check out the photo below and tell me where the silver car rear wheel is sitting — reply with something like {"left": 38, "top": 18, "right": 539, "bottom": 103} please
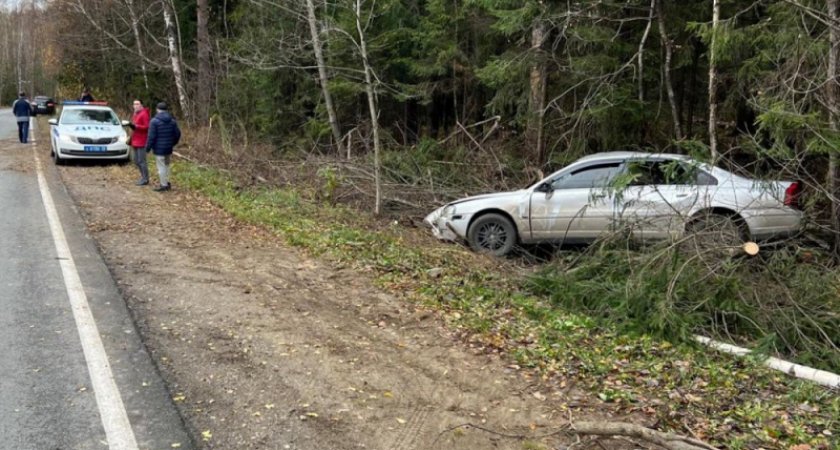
{"left": 685, "top": 213, "right": 745, "bottom": 258}
{"left": 468, "top": 213, "right": 516, "bottom": 256}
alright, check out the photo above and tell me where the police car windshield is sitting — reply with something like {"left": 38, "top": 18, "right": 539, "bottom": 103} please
{"left": 61, "top": 108, "right": 119, "bottom": 126}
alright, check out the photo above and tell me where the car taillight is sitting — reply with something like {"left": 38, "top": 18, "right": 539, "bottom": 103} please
{"left": 784, "top": 181, "right": 801, "bottom": 210}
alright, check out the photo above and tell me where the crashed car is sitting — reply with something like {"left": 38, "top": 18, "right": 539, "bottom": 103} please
{"left": 424, "top": 152, "right": 803, "bottom": 256}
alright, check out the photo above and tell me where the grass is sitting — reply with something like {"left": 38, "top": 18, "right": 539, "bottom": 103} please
{"left": 528, "top": 238, "right": 840, "bottom": 373}
{"left": 173, "top": 162, "right": 839, "bottom": 449}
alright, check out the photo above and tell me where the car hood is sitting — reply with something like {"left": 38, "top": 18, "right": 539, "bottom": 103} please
{"left": 424, "top": 189, "right": 529, "bottom": 226}
{"left": 447, "top": 189, "right": 529, "bottom": 207}
{"left": 60, "top": 124, "right": 125, "bottom": 138}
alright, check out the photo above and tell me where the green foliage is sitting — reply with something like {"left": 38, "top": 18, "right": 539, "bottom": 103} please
{"left": 528, "top": 241, "right": 840, "bottom": 373}
{"left": 316, "top": 166, "right": 343, "bottom": 204}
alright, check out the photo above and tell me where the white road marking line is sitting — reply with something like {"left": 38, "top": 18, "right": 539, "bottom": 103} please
{"left": 32, "top": 129, "right": 139, "bottom": 450}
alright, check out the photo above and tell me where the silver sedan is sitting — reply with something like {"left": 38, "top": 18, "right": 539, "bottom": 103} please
{"left": 424, "top": 152, "right": 803, "bottom": 256}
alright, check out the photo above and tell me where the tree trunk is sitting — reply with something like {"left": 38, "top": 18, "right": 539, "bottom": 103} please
{"left": 527, "top": 19, "right": 547, "bottom": 165}
{"left": 16, "top": 25, "right": 23, "bottom": 93}
{"left": 708, "top": 0, "right": 720, "bottom": 160}
{"left": 162, "top": 1, "right": 190, "bottom": 120}
{"left": 638, "top": 0, "right": 655, "bottom": 103}
{"left": 828, "top": 0, "right": 840, "bottom": 255}
{"left": 656, "top": 0, "right": 683, "bottom": 140}
{"left": 125, "top": 0, "right": 149, "bottom": 91}
{"left": 196, "top": 0, "right": 212, "bottom": 123}
{"left": 305, "top": 0, "right": 345, "bottom": 156}
{"left": 0, "top": 16, "right": 6, "bottom": 105}
{"left": 355, "top": 0, "right": 382, "bottom": 215}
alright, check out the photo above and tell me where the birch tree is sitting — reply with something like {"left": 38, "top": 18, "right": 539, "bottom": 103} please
{"left": 637, "top": 0, "right": 655, "bottom": 103}
{"left": 708, "top": 0, "right": 720, "bottom": 160}
{"left": 163, "top": 0, "right": 190, "bottom": 119}
{"left": 353, "top": 0, "right": 382, "bottom": 215}
{"left": 305, "top": 0, "right": 346, "bottom": 155}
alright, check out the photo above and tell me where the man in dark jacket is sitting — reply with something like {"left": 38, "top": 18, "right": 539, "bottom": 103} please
{"left": 145, "top": 102, "right": 181, "bottom": 192}
{"left": 12, "top": 92, "right": 33, "bottom": 144}
{"left": 79, "top": 88, "right": 94, "bottom": 102}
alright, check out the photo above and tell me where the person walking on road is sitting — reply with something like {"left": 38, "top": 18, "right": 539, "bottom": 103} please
{"left": 145, "top": 102, "right": 181, "bottom": 192}
{"left": 129, "top": 99, "right": 151, "bottom": 186}
{"left": 12, "top": 92, "right": 33, "bottom": 144}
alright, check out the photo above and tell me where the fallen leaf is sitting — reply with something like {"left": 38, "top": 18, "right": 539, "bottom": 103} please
{"left": 396, "top": 418, "right": 406, "bottom": 424}
{"left": 201, "top": 430, "right": 212, "bottom": 441}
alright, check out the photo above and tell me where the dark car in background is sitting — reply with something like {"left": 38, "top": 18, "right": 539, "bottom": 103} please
{"left": 32, "top": 96, "right": 56, "bottom": 115}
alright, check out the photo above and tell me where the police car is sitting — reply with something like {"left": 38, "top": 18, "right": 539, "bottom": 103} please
{"left": 47, "top": 101, "right": 131, "bottom": 165}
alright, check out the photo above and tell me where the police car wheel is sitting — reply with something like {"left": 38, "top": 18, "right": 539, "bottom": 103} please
{"left": 53, "top": 149, "right": 65, "bottom": 165}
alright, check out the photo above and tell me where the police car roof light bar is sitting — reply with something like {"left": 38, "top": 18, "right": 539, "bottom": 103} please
{"left": 62, "top": 101, "right": 109, "bottom": 106}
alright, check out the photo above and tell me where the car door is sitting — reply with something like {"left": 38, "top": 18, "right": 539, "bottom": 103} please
{"left": 617, "top": 159, "right": 708, "bottom": 241}
{"left": 529, "top": 161, "right": 623, "bottom": 243}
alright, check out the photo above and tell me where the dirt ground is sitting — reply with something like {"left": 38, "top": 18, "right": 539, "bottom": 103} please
{"left": 39, "top": 135, "right": 635, "bottom": 449}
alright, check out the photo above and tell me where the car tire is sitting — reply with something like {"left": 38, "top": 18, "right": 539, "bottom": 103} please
{"left": 685, "top": 213, "right": 745, "bottom": 257}
{"left": 467, "top": 213, "right": 517, "bottom": 257}
{"left": 53, "top": 148, "right": 65, "bottom": 166}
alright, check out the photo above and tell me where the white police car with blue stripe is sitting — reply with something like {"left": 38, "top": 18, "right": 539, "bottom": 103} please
{"left": 48, "top": 101, "right": 131, "bottom": 165}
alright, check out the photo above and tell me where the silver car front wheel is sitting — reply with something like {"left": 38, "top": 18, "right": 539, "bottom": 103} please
{"left": 468, "top": 213, "right": 517, "bottom": 256}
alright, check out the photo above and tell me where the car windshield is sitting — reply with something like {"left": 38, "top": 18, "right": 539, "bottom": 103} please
{"left": 61, "top": 108, "right": 119, "bottom": 125}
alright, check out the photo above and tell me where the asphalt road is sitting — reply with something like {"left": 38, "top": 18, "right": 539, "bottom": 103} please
{"left": 0, "top": 110, "right": 193, "bottom": 450}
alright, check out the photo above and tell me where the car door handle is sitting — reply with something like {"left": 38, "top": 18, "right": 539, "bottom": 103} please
{"left": 676, "top": 193, "right": 689, "bottom": 198}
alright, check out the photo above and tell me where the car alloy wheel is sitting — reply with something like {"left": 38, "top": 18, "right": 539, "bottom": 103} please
{"left": 468, "top": 213, "right": 516, "bottom": 256}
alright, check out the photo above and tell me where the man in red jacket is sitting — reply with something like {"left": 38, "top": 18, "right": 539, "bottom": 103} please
{"left": 129, "top": 99, "right": 151, "bottom": 186}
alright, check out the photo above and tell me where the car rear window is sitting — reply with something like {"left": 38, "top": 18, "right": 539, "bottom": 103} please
{"left": 627, "top": 160, "right": 718, "bottom": 186}
{"left": 61, "top": 109, "right": 119, "bottom": 125}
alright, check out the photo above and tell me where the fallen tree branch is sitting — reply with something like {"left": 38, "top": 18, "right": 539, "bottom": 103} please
{"left": 433, "top": 421, "right": 718, "bottom": 450}
{"left": 572, "top": 421, "right": 718, "bottom": 450}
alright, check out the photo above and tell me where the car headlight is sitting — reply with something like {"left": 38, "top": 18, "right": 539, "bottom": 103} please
{"left": 442, "top": 205, "right": 456, "bottom": 219}
{"left": 60, "top": 134, "right": 74, "bottom": 144}
{"left": 118, "top": 134, "right": 129, "bottom": 144}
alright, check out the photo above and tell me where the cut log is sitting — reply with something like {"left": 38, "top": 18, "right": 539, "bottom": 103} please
{"left": 743, "top": 241, "right": 759, "bottom": 256}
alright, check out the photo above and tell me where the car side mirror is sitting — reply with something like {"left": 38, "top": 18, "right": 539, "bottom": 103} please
{"left": 121, "top": 120, "right": 130, "bottom": 127}
{"left": 48, "top": 118, "right": 58, "bottom": 126}
{"left": 536, "top": 182, "right": 553, "bottom": 193}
